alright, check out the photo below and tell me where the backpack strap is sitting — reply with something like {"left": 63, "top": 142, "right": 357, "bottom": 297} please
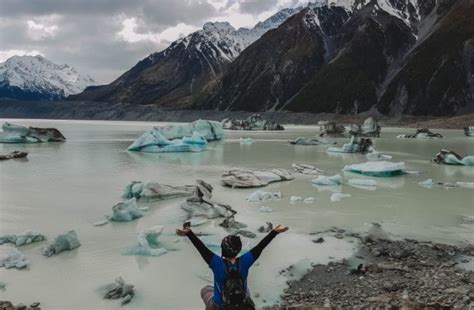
{"left": 223, "top": 257, "right": 240, "bottom": 275}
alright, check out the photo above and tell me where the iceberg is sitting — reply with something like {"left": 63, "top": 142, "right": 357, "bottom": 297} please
{"left": 259, "top": 206, "right": 273, "bottom": 213}
{"left": 110, "top": 198, "right": 144, "bottom": 222}
{"left": 343, "top": 161, "right": 405, "bottom": 177}
{"left": 292, "top": 163, "right": 324, "bottom": 175}
{"left": 122, "top": 181, "right": 194, "bottom": 200}
{"left": 247, "top": 190, "right": 281, "bottom": 202}
{"left": 0, "top": 122, "right": 66, "bottom": 143}
{"left": 103, "top": 277, "right": 135, "bottom": 305}
{"left": 418, "top": 179, "right": 434, "bottom": 188}
{"left": 464, "top": 126, "right": 474, "bottom": 137}
{"left": 221, "top": 168, "right": 294, "bottom": 188}
{"left": 290, "top": 137, "right": 333, "bottom": 145}
{"left": 290, "top": 196, "right": 303, "bottom": 203}
{"left": 138, "top": 120, "right": 223, "bottom": 142}
{"left": 123, "top": 225, "right": 168, "bottom": 257}
{"left": 330, "top": 193, "right": 351, "bottom": 202}
{"left": 0, "top": 231, "right": 46, "bottom": 246}
{"left": 0, "top": 151, "right": 28, "bottom": 160}
{"left": 318, "top": 121, "right": 346, "bottom": 137}
{"left": 432, "top": 149, "right": 474, "bottom": 166}
{"left": 397, "top": 128, "right": 443, "bottom": 139}
{"left": 42, "top": 230, "right": 80, "bottom": 257}
{"left": 349, "top": 117, "right": 381, "bottom": 137}
{"left": 327, "top": 136, "right": 374, "bottom": 154}
{"left": 127, "top": 131, "right": 208, "bottom": 153}
{"left": 311, "top": 175, "right": 342, "bottom": 186}
{"left": 0, "top": 246, "right": 30, "bottom": 269}
{"left": 239, "top": 138, "right": 254, "bottom": 144}
{"left": 303, "top": 197, "right": 315, "bottom": 204}
{"left": 222, "top": 114, "right": 284, "bottom": 131}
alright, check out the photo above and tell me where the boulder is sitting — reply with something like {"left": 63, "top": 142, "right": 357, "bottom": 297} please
{"left": 222, "top": 114, "right": 284, "bottom": 131}
{"left": 221, "top": 168, "right": 294, "bottom": 188}
{"left": 122, "top": 181, "right": 194, "bottom": 200}
{"left": 397, "top": 128, "right": 443, "bottom": 139}
{"left": 327, "top": 136, "right": 374, "bottom": 154}
{"left": 318, "top": 121, "right": 346, "bottom": 137}
{"left": 0, "top": 231, "right": 46, "bottom": 246}
{"left": 0, "top": 122, "right": 65, "bottom": 143}
{"left": 0, "top": 151, "right": 28, "bottom": 160}
{"left": 432, "top": 149, "right": 474, "bottom": 166}
{"left": 42, "top": 230, "right": 80, "bottom": 257}
{"left": 349, "top": 117, "right": 381, "bottom": 137}
{"left": 0, "top": 246, "right": 30, "bottom": 269}
{"left": 127, "top": 131, "right": 208, "bottom": 153}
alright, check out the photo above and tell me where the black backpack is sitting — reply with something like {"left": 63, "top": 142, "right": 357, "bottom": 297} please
{"left": 222, "top": 258, "right": 249, "bottom": 309}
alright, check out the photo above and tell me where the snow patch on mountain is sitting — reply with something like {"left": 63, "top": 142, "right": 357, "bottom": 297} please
{"left": 0, "top": 55, "right": 96, "bottom": 98}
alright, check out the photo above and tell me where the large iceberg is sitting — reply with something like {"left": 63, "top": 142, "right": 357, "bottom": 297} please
{"left": 349, "top": 117, "right": 381, "bottom": 137}
{"left": 143, "top": 120, "right": 223, "bottom": 141}
{"left": 42, "top": 230, "right": 80, "bottom": 257}
{"left": 0, "top": 151, "right": 28, "bottom": 160}
{"left": 310, "top": 175, "right": 342, "bottom": 186}
{"left": 0, "top": 246, "right": 30, "bottom": 269}
{"left": 122, "top": 181, "right": 194, "bottom": 200}
{"left": 127, "top": 131, "right": 208, "bottom": 153}
{"left": 292, "top": 163, "right": 324, "bottom": 175}
{"left": 327, "top": 136, "right": 374, "bottom": 154}
{"left": 0, "top": 231, "right": 46, "bottom": 246}
{"left": 343, "top": 161, "right": 405, "bottom": 177}
{"left": 122, "top": 225, "right": 168, "bottom": 257}
{"left": 464, "top": 126, "right": 474, "bottom": 137}
{"left": 0, "top": 122, "right": 66, "bottom": 143}
{"left": 221, "top": 168, "right": 294, "bottom": 188}
{"left": 397, "top": 128, "right": 443, "bottom": 139}
{"left": 222, "top": 114, "right": 284, "bottom": 131}
{"left": 110, "top": 198, "right": 144, "bottom": 222}
{"left": 432, "top": 149, "right": 474, "bottom": 166}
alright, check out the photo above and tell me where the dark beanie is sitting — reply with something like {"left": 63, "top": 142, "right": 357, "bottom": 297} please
{"left": 221, "top": 235, "right": 242, "bottom": 258}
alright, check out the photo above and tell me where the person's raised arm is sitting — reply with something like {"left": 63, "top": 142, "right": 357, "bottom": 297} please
{"left": 250, "top": 224, "right": 288, "bottom": 260}
{"left": 176, "top": 227, "right": 214, "bottom": 265}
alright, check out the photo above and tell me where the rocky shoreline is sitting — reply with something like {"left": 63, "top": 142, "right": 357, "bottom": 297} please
{"left": 271, "top": 227, "right": 474, "bottom": 309}
{"left": 1, "top": 99, "right": 473, "bottom": 129}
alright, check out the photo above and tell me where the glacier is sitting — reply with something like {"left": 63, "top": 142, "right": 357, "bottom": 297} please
{"left": 221, "top": 168, "right": 294, "bottom": 188}
{"left": 0, "top": 246, "right": 30, "bottom": 269}
{"left": 0, "top": 122, "right": 66, "bottom": 143}
{"left": 122, "top": 225, "right": 168, "bottom": 257}
{"left": 122, "top": 181, "right": 194, "bottom": 200}
{"left": 109, "top": 198, "right": 144, "bottom": 222}
{"left": 0, "top": 230, "right": 46, "bottom": 246}
{"left": 127, "top": 131, "right": 208, "bottom": 153}
{"left": 343, "top": 161, "right": 405, "bottom": 177}
{"left": 42, "top": 230, "right": 80, "bottom": 257}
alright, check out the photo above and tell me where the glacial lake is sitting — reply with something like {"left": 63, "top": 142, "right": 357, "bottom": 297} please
{"left": 0, "top": 119, "right": 473, "bottom": 309}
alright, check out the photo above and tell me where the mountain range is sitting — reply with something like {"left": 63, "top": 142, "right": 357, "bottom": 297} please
{"left": 67, "top": 0, "right": 474, "bottom": 115}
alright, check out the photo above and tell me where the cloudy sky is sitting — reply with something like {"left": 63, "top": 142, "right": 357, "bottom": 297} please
{"left": 0, "top": 0, "right": 310, "bottom": 84}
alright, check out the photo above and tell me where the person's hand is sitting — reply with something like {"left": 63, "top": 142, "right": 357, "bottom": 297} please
{"left": 176, "top": 227, "right": 191, "bottom": 236}
{"left": 273, "top": 224, "right": 289, "bottom": 233}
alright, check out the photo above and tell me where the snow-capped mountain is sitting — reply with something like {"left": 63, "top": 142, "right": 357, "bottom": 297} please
{"left": 0, "top": 55, "right": 95, "bottom": 100}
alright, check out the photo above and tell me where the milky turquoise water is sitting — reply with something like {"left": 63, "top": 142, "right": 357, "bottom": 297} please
{"left": 0, "top": 119, "right": 473, "bottom": 309}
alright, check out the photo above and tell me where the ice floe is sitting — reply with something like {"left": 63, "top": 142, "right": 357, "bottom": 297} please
{"left": 110, "top": 198, "right": 144, "bottom": 222}
{"left": 123, "top": 225, "right": 168, "bottom": 257}
{"left": 290, "top": 137, "right": 333, "bottom": 145}
{"left": 343, "top": 161, "right": 405, "bottom": 177}
{"left": 247, "top": 190, "right": 282, "bottom": 202}
{"left": 127, "top": 131, "right": 208, "bottom": 153}
{"left": 327, "top": 136, "right": 374, "bottom": 154}
{"left": 310, "top": 175, "right": 342, "bottom": 186}
{"left": 0, "top": 231, "right": 46, "bottom": 246}
{"left": 102, "top": 277, "right": 135, "bottom": 305}
{"left": 122, "top": 181, "right": 194, "bottom": 200}
{"left": 221, "top": 168, "right": 294, "bottom": 188}
{"left": 292, "top": 163, "right": 324, "bottom": 175}
{"left": 42, "top": 230, "right": 80, "bottom": 257}
{"left": 0, "top": 151, "right": 28, "bottom": 160}
{"left": 397, "top": 128, "right": 443, "bottom": 139}
{"left": 290, "top": 196, "right": 303, "bottom": 203}
{"left": 239, "top": 137, "right": 253, "bottom": 144}
{"left": 330, "top": 193, "right": 351, "bottom": 202}
{"left": 0, "top": 246, "right": 30, "bottom": 269}
{"left": 432, "top": 149, "right": 474, "bottom": 166}
{"left": 418, "top": 179, "right": 474, "bottom": 189}
{"left": 0, "top": 122, "right": 66, "bottom": 143}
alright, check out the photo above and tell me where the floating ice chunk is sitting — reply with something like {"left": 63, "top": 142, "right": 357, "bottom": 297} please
{"left": 343, "top": 161, "right": 405, "bottom": 177}
{"left": 418, "top": 179, "right": 434, "bottom": 188}
{"left": 93, "top": 219, "right": 109, "bottom": 226}
{"left": 0, "top": 122, "right": 66, "bottom": 143}
{"left": 311, "top": 175, "right": 342, "bottom": 186}
{"left": 327, "top": 136, "right": 374, "bottom": 154}
{"left": 102, "top": 277, "right": 135, "bottom": 305}
{"left": 432, "top": 149, "right": 474, "bottom": 166}
{"left": 457, "top": 182, "right": 474, "bottom": 189}
{"left": 139, "top": 120, "right": 223, "bottom": 142}
{"left": 247, "top": 190, "right": 281, "bottom": 202}
{"left": 464, "top": 126, "right": 474, "bottom": 137}
{"left": 123, "top": 225, "right": 168, "bottom": 257}
{"left": 290, "top": 137, "right": 332, "bottom": 145}
{"left": 303, "top": 197, "right": 315, "bottom": 204}
{"left": 366, "top": 152, "right": 392, "bottom": 161}
{"left": 349, "top": 117, "right": 381, "bottom": 137}
{"left": 348, "top": 179, "right": 377, "bottom": 187}
{"left": 110, "top": 198, "right": 144, "bottom": 222}
{"left": 292, "top": 163, "right": 324, "bottom": 175}
{"left": 128, "top": 130, "right": 208, "bottom": 153}
{"left": 0, "top": 246, "right": 30, "bottom": 269}
{"left": 239, "top": 138, "right": 253, "bottom": 144}
{"left": 222, "top": 168, "right": 294, "bottom": 188}
{"left": 0, "top": 230, "right": 46, "bottom": 246}
{"left": 122, "top": 181, "right": 194, "bottom": 200}
{"left": 222, "top": 114, "right": 283, "bottom": 131}
{"left": 290, "top": 196, "right": 303, "bottom": 203}
{"left": 0, "top": 151, "right": 28, "bottom": 160}
{"left": 397, "top": 128, "right": 443, "bottom": 139}
{"left": 330, "top": 193, "right": 351, "bottom": 202}
{"left": 42, "top": 230, "right": 80, "bottom": 257}
{"left": 258, "top": 206, "right": 273, "bottom": 213}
